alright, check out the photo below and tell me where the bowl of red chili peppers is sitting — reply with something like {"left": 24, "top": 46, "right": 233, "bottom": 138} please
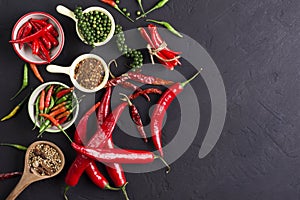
{"left": 28, "top": 81, "right": 79, "bottom": 134}
{"left": 10, "top": 12, "right": 64, "bottom": 64}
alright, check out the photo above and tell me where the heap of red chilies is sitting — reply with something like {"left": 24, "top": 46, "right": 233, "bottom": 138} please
{"left": 10, "top": 18, "right": 59, "bottom": 63}
{"left": 139, "top": 24, "right": 182, "bottom": 70}
{"left": 64, "top": 70, "right": 199, "bottom": 199}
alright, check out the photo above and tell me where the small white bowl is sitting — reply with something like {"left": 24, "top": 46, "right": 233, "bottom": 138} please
{"left": 28, "top": 81, "right": 79, "bottom": 133}
{"left": 56, "top": 5, "right": 115, "bottom": 47}
{"left": 11, "top": 12, "right": 65, "bottom": 64}
{"left": 46, "top": 54, "right": 109, "bottom": 93}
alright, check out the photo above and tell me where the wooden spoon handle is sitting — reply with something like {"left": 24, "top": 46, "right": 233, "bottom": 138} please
{"left": 6, "top": 173, "right": 35, "bottom": 200}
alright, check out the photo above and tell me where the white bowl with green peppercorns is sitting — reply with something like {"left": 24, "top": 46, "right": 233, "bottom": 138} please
{"left": 56, "top": 5, "right": 115, "bottom": 47}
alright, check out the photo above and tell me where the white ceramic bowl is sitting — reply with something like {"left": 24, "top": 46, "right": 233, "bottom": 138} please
{"left": 46, "top": 54, "right": 109, "bottom": 93}
{"left": 28, "top": 81, "right": 79, "bottom": 133}
{"left": 11, "top": 12, "right": 65, "bottom": 64}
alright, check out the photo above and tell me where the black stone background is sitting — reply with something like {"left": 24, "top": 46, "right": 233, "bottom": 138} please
{"left": 1, "top": 0, "right": 299, "bottom": 200}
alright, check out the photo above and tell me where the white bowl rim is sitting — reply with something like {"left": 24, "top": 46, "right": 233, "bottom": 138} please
{"left": 28, "top": 81, "right": 79, "bottom": 133}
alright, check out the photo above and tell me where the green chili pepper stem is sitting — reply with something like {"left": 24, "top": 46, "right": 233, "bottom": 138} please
{"left": 10, "top": 64, "right": 29, "bottom": 100}
{"left": 137, "top": 0, "right": 145, "bottom": 14}
{"left": 136, "top": 0, "right": 169, "bottom": 20}
{"left": 181, "top": 70, "right": 202, "bottom": 87}
{"left": 114, "top": 5, "right": 134, "bottom": 22}
{"left": 0, "top": 143, "right": 27, "bottom": 151}
{"left": 121, "top": 182, "right": 130, "bottom": 200}
{"left": 154, "top": 155, "right": 171, "bottom": 174}
{"left": 64, "top": 185, "right": 70, "bottom": 200}
{"left": 146, "top": 19, "right": 183, "bottom": 38}
{"left": 58, "top": 125, "right": 73, "bottom": 143}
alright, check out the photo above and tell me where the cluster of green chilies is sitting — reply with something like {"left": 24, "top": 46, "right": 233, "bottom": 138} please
{"left": 33, "top": 84, "right": 75, "bottom": 138}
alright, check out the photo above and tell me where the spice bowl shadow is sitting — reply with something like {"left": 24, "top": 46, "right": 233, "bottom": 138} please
{"left": 46, "top": 54, "right": 110, "bottom": 93}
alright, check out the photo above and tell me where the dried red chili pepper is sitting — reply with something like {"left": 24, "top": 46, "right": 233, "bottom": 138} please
{"left": 130, "top": 88, "right": 162, "bottom": 100}
{"left": 105, "top": 75, "right": 130, "bottom": 87}
{"left": 120, "top": 93, "right": 148, "bottom": 142}
{"left": 121, "top": 81, "right": 150, "bottom": 101}
{"left": 127, "top": 71, "right": 174, "bottom": 85}
{"left": 151, "top": 72, "right": 200, "bottom": 156}
{"left": 0, "top": 172, "right": 22, "bottom": 181}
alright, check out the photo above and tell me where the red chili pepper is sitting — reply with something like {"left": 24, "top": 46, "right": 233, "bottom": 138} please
{"left": 148, "top": 24, "right": 182, "bottom": 55}
{"left": 127, "top": 71, "right": 174, "bottom": 85}
{"left": 45, "top": 85, "right": 54, "bottom": 108}
{"left": 16, "top": 22, "right": 31, "bottom": 49}
{"left": 150, "top": 72, "right": 200, "bottom": 156}
{"left": 45, "top": 31, "right": 59, "bottom": 47}
{"left": 39, "top": 113, "right": 73, "bottom": 142}
{"left": 139, "top": 27, "right": 174, "bottom": 69}
{"left": 29, "top": 18, "right": 48, "bottom": 27}
{"left": 120, "top": 93, "right": 148, "bottom": 142}
{"left": 31, "top": 39, "right": 39, "bottom": 55}
{"left": 40, "top": 34, "right": 52, "bottom": 50}
{"left": 121, "top": 81, "right": 150, "bottom": 101}
{"left": 72, "top": 142, "right": 157, "bottom": 164}
{"left": 58, "top": 116, "right": 68, "bottom": 125}
{"left": 130, "top": 88, "right": 162, "bottom": 100}
{"left": 96, "top": 87, "right": 128, "bottom": 192}
{"left": 29, "top": 63, "right": 44, "bottom": 83}
{"left": 39, "top": 90, "right": 45, "bottom": 111}
{"left": 105, "top": 75, "right": 130, "bottom": 87}
{"left": 10, "top": 23, "right": 53, "bottom": 44}
{"left": 65, "top": 102, "right": 127, "bottom": 187}
{"left": 56, "top": 87, "right": 74, "bottom": 99}
{"left": 0, "top": 172, "right": 22, "bottom": 181}
{"left": 38, "top": 39, "right": 51, "bottom": 63}
{"left": 51, "top": 101, "right": 70, "bottom": 111}
{"left": 49, "top": 104, "right": 72, "bottom": 117}
{"left": 73, "top": 102, "right": 101, "bottom": 144}
{"left": 148, "top": 24, "right": 180, "bottom": 67}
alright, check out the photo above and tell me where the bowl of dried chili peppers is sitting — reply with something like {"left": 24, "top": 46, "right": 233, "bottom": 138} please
{"left": 10, "top": 12, "right": 64, "bottom": 64}
{"left": 27, "top": 81, "right": 79, "bottom": 134}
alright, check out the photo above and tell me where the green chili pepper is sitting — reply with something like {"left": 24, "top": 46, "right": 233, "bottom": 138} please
{"left": 55, "top": 93, "right": 73, "bottom": 105}
{"left": 1, "top": 93, "right": 30, "bottom": 121}
{"left": 136, "top": 0, "right": 169, "bottom": 20}
{"left": 32, "top": 95, "right": 41, "bottom": 130}
{"left": 136, "top": 0, "right": 145, "bottom": 15}
{"left": 10, "top": 64, "right": 29, "bottom": 100}
{"left": 38, "top": 119, "right": 51, "bottom": 136}
{"left": 146, "top": 19, "right": 183, "bottom": 38}
{"left": 0, "top": 143, "right": 27, "bottom": 151}
{"left": 54, "top": 85, "right": 66, "bottom": 94}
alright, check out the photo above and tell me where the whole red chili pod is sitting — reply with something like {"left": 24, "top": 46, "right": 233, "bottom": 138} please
{"left": 127, "top": 71, "right": 174, "bottom": 85}
{"left": 150, "top": 71, "right": 201, "bottom": 156}
{"left": 45, "top": 85, "right": 54, "bottom": 108}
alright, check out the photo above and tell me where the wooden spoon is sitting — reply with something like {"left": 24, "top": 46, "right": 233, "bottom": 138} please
{"left": 6, "top": 141, "right": 65, "bottom": 200}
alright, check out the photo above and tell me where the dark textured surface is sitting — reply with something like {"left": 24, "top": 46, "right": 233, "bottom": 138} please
{"left": 0, "top": 0, "right": 299, "bottom": 200}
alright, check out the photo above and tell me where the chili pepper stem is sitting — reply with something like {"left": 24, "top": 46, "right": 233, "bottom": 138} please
{"left": 104, "top": 184, "right": 121, "bottom": 191}
{"left": 181, "top": 70, "right": 202, "bottom": 87}
{"left": 146, "top": 19, "right": 183, "bottom": 38}
{"left": 114, "top": 5, "right": 134, "bottom": 22}
{"left": 119, "top": 93, "right": 133, "bottom": 106}
{"left": 63, "top": 185, "right": 70, "bottom": 200}
{"left": 154, "top": 155, "right": 171, "bottom": 174}
{"left": 137, "top": 0, "right": 145, "bottom": 14}
{"left": 121, "top": 182, "right": 130, "bottom": 200}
